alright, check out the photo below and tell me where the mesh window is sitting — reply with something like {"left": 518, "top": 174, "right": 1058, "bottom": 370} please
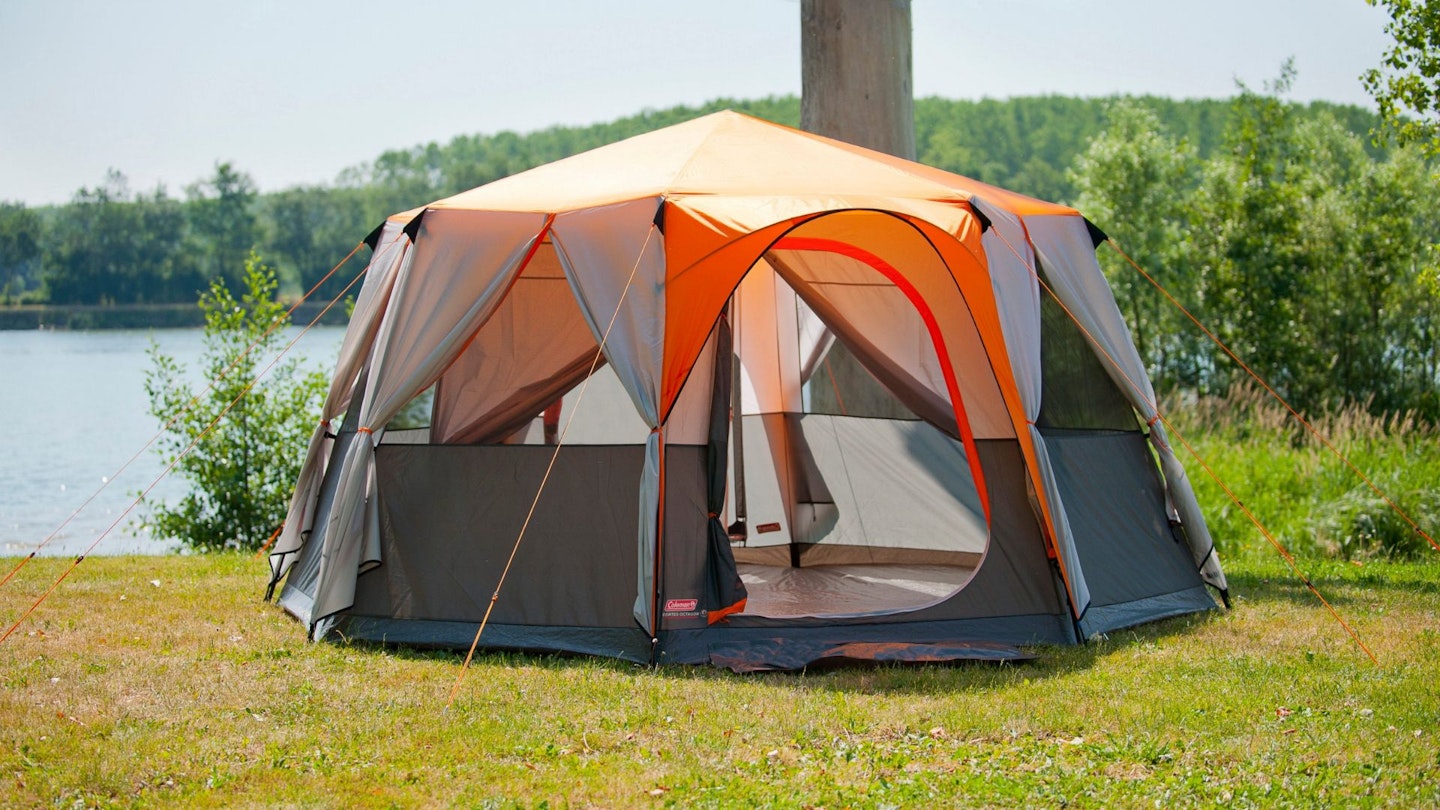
{"left": 487, "top": 364, "right": 650, "bottom": 446}
{"left": 804, "top": 340, "right": 917, "bottom": 420}
{"left": 386, "top": 385, "right": 435, "bottom": 430}
{"left": 1035, "top": 277, "right": 1140, "bottom": 432}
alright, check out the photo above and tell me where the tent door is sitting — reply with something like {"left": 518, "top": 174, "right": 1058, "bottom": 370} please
{"left": 723, "top": 248, "right": 991, "bottom": 619}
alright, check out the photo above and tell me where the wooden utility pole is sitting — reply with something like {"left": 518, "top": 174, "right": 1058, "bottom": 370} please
{"left": 801, "top": 0, "right": 915, "bottom": 417}
{"left": 801, "top": 0, "right": 915, "bottom": 160}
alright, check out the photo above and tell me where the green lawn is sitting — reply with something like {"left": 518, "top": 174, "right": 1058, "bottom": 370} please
{"left": 1, "top": 553, "right": 1436, "bottom": 808}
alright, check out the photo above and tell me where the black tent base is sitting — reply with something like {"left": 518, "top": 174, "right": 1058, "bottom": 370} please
{"left": 325, "top": 614, "right": 1037, "bottom": 672}
{"left": 704, "top": 637, "right": 1035, "bottom": 673}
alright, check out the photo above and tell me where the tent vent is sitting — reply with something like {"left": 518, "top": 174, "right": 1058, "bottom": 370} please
{"left": 1083, "top": 217, "right": 1108, "bottom": 249}
{"left": 362, "top": 222, "right": 386, "bottom": 250}
{"left": 401, "top": 209, "right": 428, "bottom": 242}
{"left": 969, "top": 202, "right": 992, "bottom": 233}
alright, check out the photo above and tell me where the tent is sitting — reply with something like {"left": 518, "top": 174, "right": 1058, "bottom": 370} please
{"left": 267, "top": 111, "right": 1228, "bottom": 670}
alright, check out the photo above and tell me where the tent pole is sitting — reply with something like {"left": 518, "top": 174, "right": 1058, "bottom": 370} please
{"left": 650, "top": 425, "right": 667, "bottom": 655}
{"left": 1049, "top": 558, "right": 1083, "bottom": 644}
{"left": 727, "top": 299, "right": 748, "bottom": 541}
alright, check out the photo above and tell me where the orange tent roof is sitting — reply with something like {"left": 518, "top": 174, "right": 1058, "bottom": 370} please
{"left": 388, "top": 111, "right": 1078, "bottom": 221}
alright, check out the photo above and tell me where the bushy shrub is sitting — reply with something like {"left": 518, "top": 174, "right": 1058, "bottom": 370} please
{"left": 143, "top": 253, "right": 326, "bottom": 551}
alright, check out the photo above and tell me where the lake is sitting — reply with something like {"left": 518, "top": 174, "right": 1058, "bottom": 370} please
{"left": 0, "top": 327, "right": 344, "bottom": 558}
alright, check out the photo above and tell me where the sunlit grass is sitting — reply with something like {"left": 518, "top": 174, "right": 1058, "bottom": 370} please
{"left": 2, "top": 551, "right": 1436, "bottom": 808}
{"left": 4, "top": 385, "right": 1437, "bottom": 806}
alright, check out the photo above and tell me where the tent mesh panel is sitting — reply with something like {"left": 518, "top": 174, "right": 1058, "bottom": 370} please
{"left": 804, "top": 342, "right": 916, "bottom": 420}
{"left": 1035, "top": 279, "right": 1140, "bottom": 432}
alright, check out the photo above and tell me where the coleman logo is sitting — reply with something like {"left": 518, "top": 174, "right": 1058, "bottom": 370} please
{"left": 664, "top": 598, "right": 698, "bottom": 612}
{"left": 756, "top": 522, "right": 782, "bottom": 533}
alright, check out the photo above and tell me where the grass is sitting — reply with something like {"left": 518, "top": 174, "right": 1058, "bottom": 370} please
{"left": 1166, "top": 385, "right": 1440, "bottom": 563}
{"left": 1, "top": 552, "right": 1437, "bottom": 808}
{"left": 4, "top": 388, "right": 1436, "bottom": 807}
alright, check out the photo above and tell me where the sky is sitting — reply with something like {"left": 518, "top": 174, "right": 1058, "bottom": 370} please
{"left": 0, "top": 0, "right": 1395, "bottom": 207}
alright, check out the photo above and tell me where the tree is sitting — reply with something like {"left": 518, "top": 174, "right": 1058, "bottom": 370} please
{"left": 41, "top": 172, "right": 194, "bottom": 305}
{"left": 800, "top": 0, "right": 915, "bottom": 418}
{"left": 1187, "top": 63, "right": 1440, "bottom": 419}
{"left": 1069, "top": 100, "right": 1201, "bottom": 386}
{"left": 0, "top": 202, "right": 42, "bottom": 302}
{"left": 143, "top": 253, "right": 326, "bottom": 551}
{"left": 1188, "top": 63, "right": 1321, "bottom": 402}
{"left": 186, "top": 162, "right": 259, "bottom": 293}
{"left": 41, "top": 171, "right": 134, "bottom": 304}
{"left": 1312, "top": 128, "right": 1440, "bottom": 419}
{"left": 133, "top": 185, "right": 203, "bottom": 303}
{"left": 800, "top": 0, "right": 914, "bottom": 159}
{"left": 1362, "top": 0, "right": 1440, "bottom": 155}
{"left": 259, "top": 184, "right": 369, "bottom": 299}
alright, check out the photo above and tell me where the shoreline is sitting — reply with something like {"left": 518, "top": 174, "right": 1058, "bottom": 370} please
{"left": 0, "top": 302, "right": 350, "bottom": 331}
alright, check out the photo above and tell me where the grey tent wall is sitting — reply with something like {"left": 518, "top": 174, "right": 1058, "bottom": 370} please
{"left": 655, "top": 445, "right": 721, "bottom": 631}
{"left": 1031, "top": 261, "right": 1216, "bottom": 636}
{"left": 333, "top": 442, "right": 655, "bottom": 662}
{"left": 731, "top": 413, "right": 989, "bottom": 566}
{"left": 1041, "top": 429, "right": 1215, "bottom": 637}
{"left": 276, "top": 404, "right": 368, "bottom": 629}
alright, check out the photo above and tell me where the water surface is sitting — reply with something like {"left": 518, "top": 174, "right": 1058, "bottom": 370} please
{"left": 0, "top": 327, "right": 343, "bottom": 557}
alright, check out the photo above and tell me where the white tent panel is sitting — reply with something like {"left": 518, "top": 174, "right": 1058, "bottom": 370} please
{"left": 272, "top": 222, "right": 412, "bottom": 583}
{"left": 431, "top": 246, "right": 600, "bottom": 444}
{"left": 551, "top": 197, "right": 670, "bottom": 631}
{"left": 309, "top": 209, "right": 550, "bottom": 626}
{"left": 734, "top": 261, "right": 808, "bottom": 416}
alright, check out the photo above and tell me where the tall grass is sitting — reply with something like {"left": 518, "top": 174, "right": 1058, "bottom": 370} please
{"left": 1164, "top": 385, "right": 1440, "bottom": 562}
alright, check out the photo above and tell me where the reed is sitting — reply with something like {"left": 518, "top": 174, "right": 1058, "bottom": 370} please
{"left": 1164, "top": 385, "right": 1440, "bottom": 561}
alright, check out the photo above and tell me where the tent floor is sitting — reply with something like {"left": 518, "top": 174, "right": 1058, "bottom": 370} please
{"left": 736, "top": 562, "right": 976, "bottom": 619}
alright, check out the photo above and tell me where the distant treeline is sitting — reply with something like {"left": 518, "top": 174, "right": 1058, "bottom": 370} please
{"left": 0, "top": 94, "right": 1381, "bottom": 310}
{"left": 2, "top": 91, "right": 1435, "bottom": 420}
